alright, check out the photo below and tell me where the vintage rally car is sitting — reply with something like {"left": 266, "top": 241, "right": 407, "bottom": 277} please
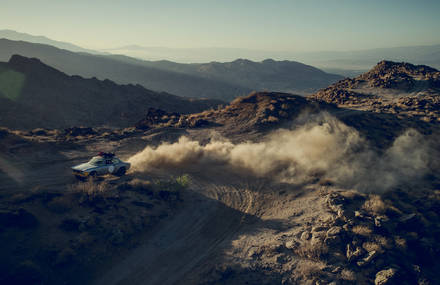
{"left": 72, "top": 152, "right": 130, "bottom": 178}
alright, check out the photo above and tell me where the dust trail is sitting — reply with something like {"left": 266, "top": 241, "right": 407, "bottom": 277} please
{"left": 128, "top": 113, "right": 432, "bottom": 192}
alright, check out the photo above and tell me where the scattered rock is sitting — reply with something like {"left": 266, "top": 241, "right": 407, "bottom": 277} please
{"left": 326, "top": 226, "right": 342, "bottom": 237}
{"left": 346, "top": 244, "right": 364, "bottom": 262}
{"left": 375, "top": 268, "right": 398, "bottom": 285}
{"left": 312, "top": 226, "right": 326, "bottom": 232}
{"left": 285, "top": 240, "right": 297, "bottom": 249}
{"left": 301, "top": 231, "right": 311, "bottom": 241}
{"left": 357, "top": 250, "right": 378, "bottom": 267}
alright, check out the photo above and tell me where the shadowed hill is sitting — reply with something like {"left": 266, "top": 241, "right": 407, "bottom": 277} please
{"left": 0, "top": 39, "right": 250, "bottom": 101}
{"left": 0, "top": 39, "right": 343, "bottom": 100}
{"left": 0, "top": 55, "right": 222, "bottom": 129}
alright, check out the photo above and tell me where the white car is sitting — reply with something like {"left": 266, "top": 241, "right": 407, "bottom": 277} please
{"left": 72, "top": 152, "right": 130, "bottom": 179}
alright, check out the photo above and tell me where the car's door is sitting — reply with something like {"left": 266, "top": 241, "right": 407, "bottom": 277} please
{"left": 94, "top": 159, "right": 107, "bottom": 175}
{"left": 104, "top": 158, "right": 115, "bottom": 174}
{"left": 111, "top": 157, "right": 122, "bottom": 173}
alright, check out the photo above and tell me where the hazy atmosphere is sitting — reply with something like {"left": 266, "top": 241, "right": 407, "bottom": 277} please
{"left": 1, "top": 0, "right": 439, "bottom": 51}
{"left": 1, "top": 1, "right": 440, "bottom": 284}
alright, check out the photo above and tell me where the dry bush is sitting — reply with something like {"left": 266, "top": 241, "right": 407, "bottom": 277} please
{"left": 294, "top": 260, "right": 326, "bottom": 279}
{"left": 69, "top": 180, "right": 115, "bottom": 203}
{"left": 352, "top": 225, "right": 373, "bottom": 237}
{"left": 362, "top": 195, "right": 387, "bottom": 215}
{"left": 295, "top": 240, "right": 329, "bottom": 260}
{"left": 340, "top": 268, "right": 357, "bottom": 281}
{"left": 70, "top": 180, "right": 107, "bottom": 196}
{"left": 373, "top": 235, "right": 393, "bottom": 249}
{"left": 394, "top": 236, "right": 407, "bottom": 250}
{"left": 362, "top": 241, "right": 382, "bottom": 253}
{"left": 153, "top": 175, "right": 189, "bottom": 193}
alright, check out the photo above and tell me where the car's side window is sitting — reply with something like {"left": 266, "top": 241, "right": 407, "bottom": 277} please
{"left": 106, "top": 159, "right": 112, "bottom": 165}
{"left": 112, "top": 158, "right": 120, "bottom": 164}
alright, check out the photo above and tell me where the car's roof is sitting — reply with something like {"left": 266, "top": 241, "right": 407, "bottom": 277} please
{"left": 91, "top": 156, "right": 120, "bottom": 160}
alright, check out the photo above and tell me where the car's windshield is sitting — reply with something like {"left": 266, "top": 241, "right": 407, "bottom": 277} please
{"left": 88, "top": 157, "right": 104, "bottom": 165}
{"left": 112, "top": 158, "right": 120, "bottom": 164}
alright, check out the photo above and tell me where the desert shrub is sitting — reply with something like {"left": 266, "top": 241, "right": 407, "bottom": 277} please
{"left": 70, "top": 180, "right": 107, "bottom": 196}
{"left": 394, "top": 236, "right": 407, "bottom": 250}
{"left": 362, "top": 195, "right": 387, "bottom": 215}
{"left": 69, "top": 180, "right": 117, "bottom": 204}
{"left": 362, "top": 241, "right": 382, "bottom": 253}
{"left": 154, "top": 175, "right": 190, "bottom": 193}
{"left": 372, "top": 235, "right": 393, "bottom": 249}
{"left": 175, "top": 174, "right": 190, "bottom": 188}
{"left": 340, "top": 268, "right": 357, "bottom": 281}
{"left": 352, "top": 225, "right": 373, "bottom": 237}
{"left": 295, "top": 240, "right": 329, "bottom": 260}
{"left": 294, "top": 260, "right": 326, "bottom": 279}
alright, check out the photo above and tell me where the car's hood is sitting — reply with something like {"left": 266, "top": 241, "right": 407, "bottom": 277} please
{"left": 72, "top": 163, "right": 96, "bottom": 172}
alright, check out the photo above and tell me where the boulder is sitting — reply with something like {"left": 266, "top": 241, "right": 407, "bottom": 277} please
{"left": 300, "top": 231, "right": 311, "bottom": 241}
{"left": 375, "top": 268, "right": 398, "bottom": 285}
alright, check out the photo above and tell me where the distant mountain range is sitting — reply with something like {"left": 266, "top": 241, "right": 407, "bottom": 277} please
{"left": 103, "top": 45, "right": 440, "bottom": 72}
{"left": 0, "top": 38, "right": 343, "bottom": 99}
{"left": 0, "top": 29, "right": 103, "bottom": 55}
{"left": 108, "top": 56, "right": 342, "bottom": 95}
{"left": 2, "top": 30, "right": 439, "bottom": 78}
{"left": 0, "top": 55, "right": 221, "bottom": 129}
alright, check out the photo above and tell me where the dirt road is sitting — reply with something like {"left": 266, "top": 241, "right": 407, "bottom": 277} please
{"left": 93, "top": 177, "right": 258, "bottom": 285}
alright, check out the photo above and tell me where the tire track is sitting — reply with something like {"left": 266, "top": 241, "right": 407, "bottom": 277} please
{"left": 94, "top": 176, "right": 258, "bottom": 285}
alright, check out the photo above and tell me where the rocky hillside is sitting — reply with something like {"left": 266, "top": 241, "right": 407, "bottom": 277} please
{"left": 0, "top": 55, "right": 222, "bottom": 129}
{"left": 310, "top": 60, "right": 440, "bottom": 123}
{"left": 135, "top": 92, "right": 335, "bottom": 135}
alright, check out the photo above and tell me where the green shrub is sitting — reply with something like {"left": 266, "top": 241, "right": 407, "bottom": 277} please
{"left": 175, "top": 174, "right": 190, "bottom": 188}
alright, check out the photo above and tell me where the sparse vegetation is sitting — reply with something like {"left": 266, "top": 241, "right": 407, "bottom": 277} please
{"left": 294, "top": 239, "right": 329, "bottom": 260}
{"left": 0, "top": 175, "right": 184, "bottom": 284}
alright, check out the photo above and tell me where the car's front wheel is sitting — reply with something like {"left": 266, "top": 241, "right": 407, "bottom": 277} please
{"left": 115, "top": 167, "right": 126, "bottom": 176}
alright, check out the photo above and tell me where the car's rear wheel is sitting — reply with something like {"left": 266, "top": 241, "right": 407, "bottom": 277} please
{"left": 115, "top": 167, "right": 126, "bottom": 176}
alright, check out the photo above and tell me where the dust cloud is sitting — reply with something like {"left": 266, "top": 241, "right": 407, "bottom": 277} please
{"left": 128, "top": 113, "right": 432, "bottom": 192}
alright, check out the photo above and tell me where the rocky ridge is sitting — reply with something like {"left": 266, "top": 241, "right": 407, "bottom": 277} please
{"left": 310, "top": 61, "right": 440, "bottom": 123}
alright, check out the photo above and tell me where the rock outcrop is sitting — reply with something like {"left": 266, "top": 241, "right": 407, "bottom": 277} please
{"left": 310, "top": 60, "right": 440, "bottom": 123}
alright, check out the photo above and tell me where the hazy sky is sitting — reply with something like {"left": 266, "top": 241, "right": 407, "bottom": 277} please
{"left": 1, "top": 0, "right": 439, "bottom": 51}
